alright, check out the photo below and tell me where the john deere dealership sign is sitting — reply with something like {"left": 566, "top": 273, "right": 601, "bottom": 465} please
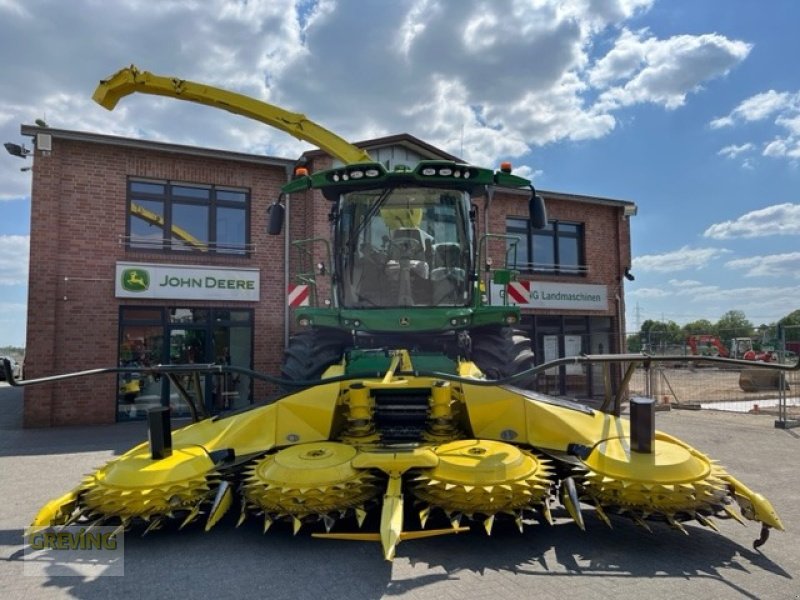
{"left": 490, "top": 280, "right": 607, "bottom": 311}
{"left": 116, "top": 262, "right": 259, "bottom": 301}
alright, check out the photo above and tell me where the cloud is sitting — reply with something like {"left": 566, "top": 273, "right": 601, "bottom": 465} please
{"left": 710, "top": 89, "right": 800, "bottom": 163}
{"left": 632, "top": 245, "right": 731, "bottom": 273}
{"left": 704, "top": 203, "right": 800, "bottom": 239}
{"left": 710, "top": 90, "right": 794, "bottom": 128}
{"left": 593, "top": 29, "right": 751, "bottom": 111}
{"left": 631, "top": 287, "right": 670, "bottom": 298}
{"left": 0, "top": 0, "right": 756, "bottom": 181}
{"left": 511, "top": 164, "right": 544, "bottom": 181}
{"left": 672, "top": 284, "right": 720, "bottom": 298}
{"left": 0, "top": 234, "right": 29, "bottom": 285}
{"left": 717, "top": 143, "right": 754, "bottom": 159}
{"left": 763, "top": 136, "right": 800, "bottom": 159}
{"left": 667, "top": 279, "right": 702, "bottom": 288}
{"left": 725, "top": 252, "right": 800, "bottom": 278}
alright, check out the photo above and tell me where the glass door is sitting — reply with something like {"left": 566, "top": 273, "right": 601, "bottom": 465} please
{"left": 165, "top": 307, "right": 215, "bottom": 418}
{"left": 212, "top": 321, "right": 252, "bottom": 411}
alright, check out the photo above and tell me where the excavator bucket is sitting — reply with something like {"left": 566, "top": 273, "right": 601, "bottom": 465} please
{"left": 739, "top": 368, "right": 789, "bottom": 393}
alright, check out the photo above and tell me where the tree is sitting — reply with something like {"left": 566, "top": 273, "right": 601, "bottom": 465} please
{"left": 715, "top": 310, "right": 753, "bottom": 339}
{"left": 626, "top": 334, "right": 642, "bottom": 352}
{"left": 640, "top": 319, "right": 683, "bottom": 350}
{"left": 778, "top": 309, "right": 800, "bottom": 342}
{"left": 682, "top": 319, "right": 715, "bottom": 336}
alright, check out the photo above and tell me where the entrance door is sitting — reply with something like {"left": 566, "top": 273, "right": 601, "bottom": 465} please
{"left": 118, "top": 306, "right": 255, "bottom": 421}
{"left": 167, "top": 326, "right": 210, "bottom": 419}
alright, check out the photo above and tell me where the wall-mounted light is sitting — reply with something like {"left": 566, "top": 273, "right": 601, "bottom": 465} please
{"left": 624, "top": 267, "right": 635, "bottom": 281}
{"left": 4, "top": 142, "right": 31, "bottom": 159}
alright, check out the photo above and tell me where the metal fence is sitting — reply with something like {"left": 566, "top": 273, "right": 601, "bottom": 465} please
{"left": 622, "top": 326, "right": 799, "bottom": 426}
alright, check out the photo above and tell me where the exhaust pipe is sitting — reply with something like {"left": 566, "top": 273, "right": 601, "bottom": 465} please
{"left": 148, "top": 406, "right": 172, "bottom": 459}
{"left": 630, "top": 397, "right": 655, "bottom": 454}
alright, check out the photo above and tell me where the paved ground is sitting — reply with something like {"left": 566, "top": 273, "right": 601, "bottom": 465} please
{"left": 1, "top": 382, "right": 798, "bottom": 599}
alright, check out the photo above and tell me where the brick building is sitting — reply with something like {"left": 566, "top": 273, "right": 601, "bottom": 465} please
{"left": 20, "top": 125, "right": 635, "bottom": 426}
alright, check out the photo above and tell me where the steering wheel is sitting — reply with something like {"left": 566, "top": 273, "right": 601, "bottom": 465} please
{"left": 387, "top": 237, "right": 425, "bottom": 261}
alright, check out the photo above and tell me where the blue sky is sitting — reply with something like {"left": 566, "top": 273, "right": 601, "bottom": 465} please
{"left": 1, "top": 0, "right": 800, "bottom": 347}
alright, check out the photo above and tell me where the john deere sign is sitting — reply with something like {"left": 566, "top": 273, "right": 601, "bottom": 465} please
{"left": 116, "top": 262, "right": 259, "bottom": 301}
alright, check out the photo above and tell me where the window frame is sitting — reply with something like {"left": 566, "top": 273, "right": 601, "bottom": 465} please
{"left": 506, "top": 217, "right": 586, "bottom": 276}
{"left": 126, "top": 178, "right": 251, "bottom": 256}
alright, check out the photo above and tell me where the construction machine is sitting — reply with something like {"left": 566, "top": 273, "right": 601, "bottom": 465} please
{"left": 686, "top": 335, "right": 729, "bottom": 358}
{"left": 19, "top": 66, "right": 793, "bottom": 560}
{"left": 688, "top": 335, "right": 783, "bottom": 393}
{"left": 729, "top": 338, "right": 785, "bottom": 393}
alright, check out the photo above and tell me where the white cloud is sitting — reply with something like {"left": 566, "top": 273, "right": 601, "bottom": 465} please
{"left": 512, "top": 165, "right": 544, "bottom": 181}
{"left": 710, "top": 89, "right": 800, "bottom": 164}
{"left": 588, "top": 28, "right": 648, "bottom": 88}
{"left": 0, "top": 0, "right": 751, "bottom": 178}
{"left": 717, "top": 143, "right": 754, "bottom": 158}
{"left": 594, "top": 30, "right": 751, "bottom": 111}
{"left": 632, "top": 245, "right": 731, "bottom": 272}
{"left": 668, "top": 279, "right": 702, "bottom": 288}
{"left": 710, "top": 90, "right": 794, "bottom": 127}
{"left": 725, "top": 252, "right": 800, "bottom": 278}
{"left": 673, "top": 284, "right": 721, "bottom": 298}
{"left": 704, "top": 203, "right": 800, "bottom": 239}
{"left": 0, "top": 235, "right": 29, "bottom": 285}
{"left": 763, "top": 136, "right": 800, "bottom": 159}
{"left": 710, "top": 284, "right": 800, "bottom": 315}
{"left": 631, "top": 287, "right": 670, "bottom": 298}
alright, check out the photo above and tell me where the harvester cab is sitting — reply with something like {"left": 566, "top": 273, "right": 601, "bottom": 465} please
{"left": 269, "top": 158, "right": 546, "bottom": 384}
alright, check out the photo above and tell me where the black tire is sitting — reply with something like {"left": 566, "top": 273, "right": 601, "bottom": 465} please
{"left": 280, "top": 328, "right": 348, "bottom": 392}
{"left": 470, "top": 326, "right": 536, "bottom": 387}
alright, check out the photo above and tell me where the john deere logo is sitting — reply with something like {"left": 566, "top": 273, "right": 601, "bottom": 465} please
{"left": 121, "top": 268, "right": 150, "bottom": 292}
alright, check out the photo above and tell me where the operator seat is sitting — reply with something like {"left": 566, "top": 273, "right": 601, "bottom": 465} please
{"left": 430, "top": 242, "right": 466, "bottom": 304}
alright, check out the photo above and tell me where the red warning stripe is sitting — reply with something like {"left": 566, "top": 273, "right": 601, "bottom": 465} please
{"left": 287, "top": 284, "right": 310, "bottom": 307}
{"left": 506, "top": 281, "right": 530, "bottom": 305}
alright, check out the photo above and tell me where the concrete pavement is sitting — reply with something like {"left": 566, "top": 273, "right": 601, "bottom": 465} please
{"left": 1, "top": 383, "right": 797, "bottom": 599}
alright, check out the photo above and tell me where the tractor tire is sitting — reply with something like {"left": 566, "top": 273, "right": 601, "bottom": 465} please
{"left": 470, "top": 326, "right": 536, "bottom": 388}
{"left": 280, "top": 328, "right": 348, "bottom": 392}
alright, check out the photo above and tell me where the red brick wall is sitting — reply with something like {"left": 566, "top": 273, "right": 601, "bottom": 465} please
{"left": 285, "top": 155, "right": 334, "bottom": 325}
{"left": 488, "top": 191, "right": 630, "bottom": 342}
{"left": 25, "top": 140, "right": 633, "bottom": 426}
{"left": 24, "top": 138, "right": 288, "bottom": 426}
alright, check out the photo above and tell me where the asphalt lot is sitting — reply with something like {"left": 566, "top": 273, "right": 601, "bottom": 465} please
{"left": 1, "top": 382, "right": 798, "bottom": 600}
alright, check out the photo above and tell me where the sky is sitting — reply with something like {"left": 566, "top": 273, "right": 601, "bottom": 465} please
{"left": 1, "top": 0, "right": 800, "bottom": 347}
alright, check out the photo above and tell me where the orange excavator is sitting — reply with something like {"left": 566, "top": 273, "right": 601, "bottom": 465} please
{"left": 687, "top": 336, "right": 784, "bottom": 392}
{"left": 686, "top": 335, "right": 729, "bottom": 358}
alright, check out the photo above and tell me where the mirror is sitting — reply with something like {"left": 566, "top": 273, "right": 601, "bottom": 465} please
{"left": 529, "top": 194, "right": 547, "bottom": 229}
{"left": 267, "top": 201, "right": 285, "bottom": 235}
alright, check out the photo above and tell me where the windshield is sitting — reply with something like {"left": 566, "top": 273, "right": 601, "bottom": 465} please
{"left": 337, "top": 187, "right": 471, "bottom": 308}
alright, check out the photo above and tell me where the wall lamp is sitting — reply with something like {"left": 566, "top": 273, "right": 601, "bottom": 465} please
{"left": 624, "top": 267, "right": 635, "bottom": 281}
{"left": 4, "top": 142, "right": 32, "bottom": 159}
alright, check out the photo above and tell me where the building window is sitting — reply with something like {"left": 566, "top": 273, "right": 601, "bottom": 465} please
{"left": 506, "top": 218, "right": 585, "bottom": 275}
{"left": 127, "top": 179, "right": 250, "bottom": 255}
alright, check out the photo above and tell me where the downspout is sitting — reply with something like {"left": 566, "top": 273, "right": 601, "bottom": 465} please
{"left": 284, "top": 191, "right": 291, "bottom": 348}
{"left": 616, "top": 207, "right": 625, "bottom": 351}
{"left": 483, "top": 185, "right": 495, "bottom": 295}
{"left": 283, "top": 165, "right": 293, "bottom": 348}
